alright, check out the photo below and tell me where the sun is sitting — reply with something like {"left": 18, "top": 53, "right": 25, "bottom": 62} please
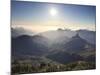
{"left": 50, "top": 8, "right": 57, "bottom": 16}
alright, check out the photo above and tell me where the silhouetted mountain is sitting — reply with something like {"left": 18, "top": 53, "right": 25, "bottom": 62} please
{"left": 12, "top": 35, "right": 49, "bottom": 58}
{"left": 11, "top": 28, "right": 96, "bottom": 65}
{"left": 63, "top": 33, "right": 95, "bottom": 53}
{"left": 77, "top": 30, "right": 96, "bottom": 45}
{"left": 11, "top": 27, "right": 35, "bottom": 37}
{"left": 46, "top": 33, "right": 95, "bottom": 64}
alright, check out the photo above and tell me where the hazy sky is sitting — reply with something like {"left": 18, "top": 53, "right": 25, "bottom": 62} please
{"left": 11, "top": 1, "right": 96, "bottom": 33}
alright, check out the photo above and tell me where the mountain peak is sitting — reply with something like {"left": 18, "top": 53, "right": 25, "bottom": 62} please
{"left": 57, "top": 28, "right": 63, "bottom": 31}
{"left": 57, "top": 28, "right": 71, "bottom": 31}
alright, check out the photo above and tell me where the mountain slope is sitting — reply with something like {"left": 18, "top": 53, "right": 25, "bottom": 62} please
{"left": 46, "top": 51, "right": 84, "bottom": 64}
{"left": 63, "top": 33, "right": 95, "bottom": 53}
{"left": 77, "top": 30, "right": 96, "bottom": 45}
{"left": 12, "top": 35, "right": 49, "bottom": 57}
{"left": 11, "top": 27, "right": 35, "bottom": 38}
{"left": 12, "top": 28, "right": 96, "bottom": 64}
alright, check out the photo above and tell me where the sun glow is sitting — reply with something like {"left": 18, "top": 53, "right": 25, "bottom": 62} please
{"left": 50, "top": 8, "right": 58, "bottom": 16}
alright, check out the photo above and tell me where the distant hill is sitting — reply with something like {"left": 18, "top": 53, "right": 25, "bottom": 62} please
{"left": 77, "top": 30, "right": 96, "bottom": 45}
{"left": 63, "top": 33, "right": 95, "bottom": 53}
{"left": 12, "top": 35, "right": 49, "bottom": 57}
{"left": 11, "top": 27, "right": 35, "bottom": 38}
{"left": 40, "top": 29, "right": 76, "bottom": 41}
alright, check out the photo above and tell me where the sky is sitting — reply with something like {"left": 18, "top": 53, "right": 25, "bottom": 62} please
{"left": 11, "top": 1, "right": 96, "bottom": 33}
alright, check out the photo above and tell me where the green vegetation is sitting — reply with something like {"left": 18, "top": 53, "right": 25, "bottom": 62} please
{"left": 12, "top": 59, "right": 95, "bottom": 74}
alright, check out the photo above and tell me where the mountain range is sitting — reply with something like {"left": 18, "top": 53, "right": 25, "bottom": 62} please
{"left": 11, "top": 27, "right": 96, "bottom": 64}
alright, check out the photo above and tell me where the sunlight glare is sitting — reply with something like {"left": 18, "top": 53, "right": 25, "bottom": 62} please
{"left": 50, "top": 8, "right": 57, "bottom": 16}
